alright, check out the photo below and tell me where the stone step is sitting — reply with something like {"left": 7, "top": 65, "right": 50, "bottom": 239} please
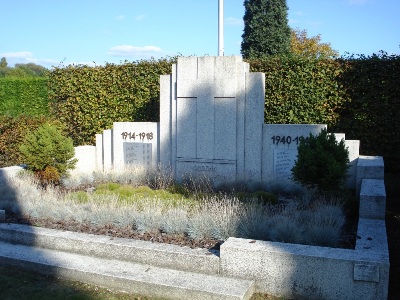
{"left": 0, "top": 239, "right": 254, "bottom": 300}
{"left": 0, "top": 223, "right": 219, "bottom": 275}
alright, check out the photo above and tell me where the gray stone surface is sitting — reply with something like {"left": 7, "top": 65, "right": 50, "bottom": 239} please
{"left": 0, "top": 165, "right": 26, "bottom": 179}
{"left": 95, "top": 133, "right": 103, "bottom": 171}
{"left": 244, "top": 72, "right": 265, "bottom": 187}
{"left": 70, "top": 145, "right": 97, "bottom": 175}
{"left": 102, "top": 129, "right": 112, "bottom": 170}
{"left": 0, "top": 223, "right": 219, "bottom": 275}
{"left": 356, "top": 156, "right": 384, "bottom": 196}
{"left": 262, "top": 124, "right": 327, "bottom": 184}
{"left": 359, "top": 179, "right": 386, "bottom": 220}
{"left": 160, "top": 56, "right": 264, "bottom": 188}
{"left": 112, "top": 122, "right": 159, "bottom": 170}
{"left": 345, "top": 140, "right": 360, "bottom": 189}
{"left": 220, "top": 217, "right": 389, "bottom": 300}
{"left": 0, "top": 239, "right": 254, "bottom": 300}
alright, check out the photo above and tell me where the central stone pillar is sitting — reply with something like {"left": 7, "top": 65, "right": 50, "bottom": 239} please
{"left": 160, "top": 56, "right": 264, "bottom": 188}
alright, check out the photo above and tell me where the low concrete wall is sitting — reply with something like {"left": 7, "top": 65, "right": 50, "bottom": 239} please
{"left": 220, "top": 218, "right": 389, "bottom": 300}
{"left": 220, "top": 156, "right": 389, "bottom": 300}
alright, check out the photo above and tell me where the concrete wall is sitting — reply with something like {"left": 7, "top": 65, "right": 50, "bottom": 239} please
{"left": 220, "top": 156, "right": 388, "bottom": 300}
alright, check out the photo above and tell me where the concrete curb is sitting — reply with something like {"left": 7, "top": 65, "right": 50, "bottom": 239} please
{"left": 0, "top": 223, "right": 220, "bottom": 275}
{"left": 0, "top": 239, "right": 254, "bottom": 300}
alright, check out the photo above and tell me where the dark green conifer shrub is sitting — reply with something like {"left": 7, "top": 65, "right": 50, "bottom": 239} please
{"left": 291, "top": 129, "right": 349, "bottom": 192}
{"left": 19, "top": 124, "right": 77, "bottom": 184}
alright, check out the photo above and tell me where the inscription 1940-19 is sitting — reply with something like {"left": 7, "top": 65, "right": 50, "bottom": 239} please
{"left": 271, "top": 135, "right": 301, "bottom": 146}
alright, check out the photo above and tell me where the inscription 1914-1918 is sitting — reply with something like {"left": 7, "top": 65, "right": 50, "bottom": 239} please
{"left": 121, "top": 132, "right": 153, "bottom": 141}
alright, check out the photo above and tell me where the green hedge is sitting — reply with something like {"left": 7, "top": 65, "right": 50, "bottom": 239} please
{"left": 48, "top": 58, "right": 175, "bottom": 145}
{"left": 0, "top": 77, "right": 49, "bottom": 116}
{"left": 44, "top": 54, "right": 399, "bottom": 171}
{"left": 334, "top": 53, "right": 400, "bottom": 171}
{"left": 249, "top": 56, "right": 349, "bottom": 125}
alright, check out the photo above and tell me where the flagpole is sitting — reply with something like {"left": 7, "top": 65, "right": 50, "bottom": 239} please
{"left": 218, "top": 0, "right": 224, "bottom": 56}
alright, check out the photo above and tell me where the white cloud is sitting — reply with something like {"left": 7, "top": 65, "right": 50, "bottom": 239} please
{"left": 0, "top": 51, "right": 58, "bottom": 67}
{"left": 135, "top": 14, "right": 146, "bottom": 21}
{"left": 108, "top": 45, "right": 163, "bottom": 57}
{"left": 116, "top": 15, "right": 125, "bottom": 20}
{"left": 226, "top": 17, "right": 243, "bottom": 26}
{"left": 1, "top": 51, "right": 33, "bottom": 59}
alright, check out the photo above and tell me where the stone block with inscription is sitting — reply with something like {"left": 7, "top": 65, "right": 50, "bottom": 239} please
{"left": 113, "top": 122, "right": 158, "bottom": 170}
{"left": 262, "top": 124, "right": 327, "bottom": 184}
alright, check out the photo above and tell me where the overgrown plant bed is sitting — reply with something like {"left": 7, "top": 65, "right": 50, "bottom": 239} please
{"left": 0, "top": 170, "right": 357, "bottom": 250}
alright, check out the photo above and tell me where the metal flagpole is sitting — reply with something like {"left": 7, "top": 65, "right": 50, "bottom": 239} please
{"left": 218, "top": 0, "right": 224, "bottom": 56}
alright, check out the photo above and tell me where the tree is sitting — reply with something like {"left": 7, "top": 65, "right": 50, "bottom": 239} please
{"left": 0, "top": 57, "right": 9, "bottom": 77}
{"left": 291, "top": 129, "right": 349, "bottom": 192}
{"left": 290, "top": 29, "right": 339, "bottom": 59}
{"left": 0, "top": 58, "right": 47, "bottom": 78}
{"left": 0, "top": 57, "right": 7, "bottom": 68}
{"left": 19, "top": 123, "right": 77, "bottom": 185}
{"left": 15, "top": 63, "right": 47, "bottom": 76}
{"left": 241, "top": 0, "right": 291, "bottom": 59}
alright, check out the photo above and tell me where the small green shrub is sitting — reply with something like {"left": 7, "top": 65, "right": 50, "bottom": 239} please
{"left": 19, "top": 123, "right": 77, "bottom": 184}
{"left": 237, "top": 191, "right": 278, "bottom": 205}
{"left": 291, "top": 129, "right": 349, "bottom": 192}
{"left": 0, "top": 115, "right": 58, "bottom": 167}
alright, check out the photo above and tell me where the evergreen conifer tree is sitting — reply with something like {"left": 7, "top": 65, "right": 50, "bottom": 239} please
{"left": 241, "top": 0, "right": 291, "bottom": 59}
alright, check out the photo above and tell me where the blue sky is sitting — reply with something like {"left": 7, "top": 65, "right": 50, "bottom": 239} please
{"left": 1, "top": 0, "right": 399, "bottom": 68}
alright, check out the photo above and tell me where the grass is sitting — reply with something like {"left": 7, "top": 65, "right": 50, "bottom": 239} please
{"left": 0, "top": 265, "right": 165, "bottom": 300}
{"left": 0, "top": 265, "right": 285, "bottom": 300}
{"left": 0, "top": 168, "right": 349, "bottom": 247}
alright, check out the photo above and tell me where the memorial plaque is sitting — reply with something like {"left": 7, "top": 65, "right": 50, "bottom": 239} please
{"left": 123, "top": 143, "right": 152, "bottom": 167}
{"left": 111, "top": 122, "right": 159, "bottom": 170}
{"left": 176, "top": 159, "right": 236, "bottom": 187}
{"left": 273, "top": 149, "right": 297, "bottom": 181}
{"left": 262, "top": 124, "right": 327, "bottom": 183}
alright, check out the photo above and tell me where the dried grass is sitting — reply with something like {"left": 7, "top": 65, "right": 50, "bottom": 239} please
{"left": 0, "top": 170, "right": 347, "bottom": 247}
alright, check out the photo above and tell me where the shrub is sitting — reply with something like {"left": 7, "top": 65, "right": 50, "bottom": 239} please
{"left": 237, "top": 190, "right": 278, "bottom": 205}
{"left": 291, "top": 129, "right": 349, "bottom": 192}
{"left": 19, "top": 123, "right": 77, "bottom": 184}
{"left": 0, "top": 115, "right": 57, "bottom": 167}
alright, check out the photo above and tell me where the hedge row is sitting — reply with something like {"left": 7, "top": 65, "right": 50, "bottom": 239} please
{"left": 48, "top": 58, "right": 175, "bottom": 145}
{"left": 3, "top": 55, "right": 398, "bottom": 171}
{"left": 333, "top": 53, "right": 400, "bottom": 171}
{"left": 249, "top": 56, "right": 349, "bottom": 125}
{"left": 0, "top": 78, "right": 49, "bottom": 116}
{"left": 249, "top": 53, "right": 400, "bottom": 171}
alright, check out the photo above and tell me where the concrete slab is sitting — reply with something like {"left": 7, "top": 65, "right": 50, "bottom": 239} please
{"left": 0, "top": 240, "right": 254, "bottom": 300}
{"left": 220, "top": 216, "right": 389, "bottom": 300}
{"left": 356, "top": 156, "right": 384, "bottom": 196}
{"left": 359, "top": 179, "right": 386, "bottom": 220}
{"left": 0, "top": 223, "right": 219, "bottom": 275}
